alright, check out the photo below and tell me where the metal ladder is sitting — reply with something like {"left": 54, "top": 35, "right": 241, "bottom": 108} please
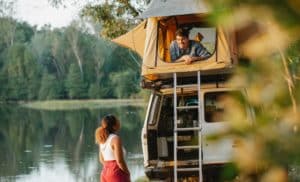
{"left": 173, "top": 71, "right": 203, "bottom": 182}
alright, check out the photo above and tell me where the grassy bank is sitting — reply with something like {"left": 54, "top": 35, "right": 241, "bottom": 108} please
{"left": 21, "top": 99, "right": 148, "bottom": 110}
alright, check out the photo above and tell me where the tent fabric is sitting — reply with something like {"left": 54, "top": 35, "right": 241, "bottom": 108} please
{"left": 141, "top": 17, "right": 236, "bottom": 79}
{"left": 143, "top": 18, "right": 158, "bottom": 68}
{"left": 112, "top": 21, "right": 146, "bottom": 57}
{"left": 139, "top": 0, "right": 209, "bottom": 18}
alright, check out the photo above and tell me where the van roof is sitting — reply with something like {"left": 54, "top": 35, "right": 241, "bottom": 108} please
{"left": 139, "top": 0, "right": 209, "bottom": 18}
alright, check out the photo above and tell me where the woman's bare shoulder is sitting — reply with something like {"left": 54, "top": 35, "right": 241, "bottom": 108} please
{"left": 111, "top": 135, "right": 122, "bottom": 144}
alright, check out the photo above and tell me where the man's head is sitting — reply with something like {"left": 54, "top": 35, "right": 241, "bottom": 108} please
{"left": 175, "top": 28, "right": 190, "bottom": 49}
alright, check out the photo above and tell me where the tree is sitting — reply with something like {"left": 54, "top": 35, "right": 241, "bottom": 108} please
{"left": 110, "top": 70, "right": 140, "bottom": 98}
{"left": 38, "top": 72, "right": 64, "bottom": 100}
{"left": 0, "top": 69, "right": 7, "bottom": 101}
{"left": 23, "top": 48, "right": 41, "bottom": 100}
{"left": 65, "top": 63, "right": 87, "bottom": 99}
{"left": 46, "top": 0, "right": 149, "bottom": 38}
{"left": 5, "top": 44, "right": 28, "bottom": 100}
{"left": 80, "top": 0, "right": 148, "bottom": 39}
{"left": 88, "top": 83, "right": 101, "bottom": 99}
{"left": 65, "top": 23, "right": 84, "bottom": 76}
{"left": 31, "top": 28, "right": 67, "bottom": 79}
{"left": 0, "top": 0, "right": 15, "bottom": 16}
{"left": 0, "top": 17, "right": 17, "bottom": 50}
{"left": 4, "top": 46, "right": 38, "bottom": 100}
{"left": 14, "top": 21, "right": 35, "bottom": 44}
{"left": 0, "top": 0, "right": 16, "bottom": 48}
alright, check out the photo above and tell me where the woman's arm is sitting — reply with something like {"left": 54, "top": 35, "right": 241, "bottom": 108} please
{"left": 99, "top": 150, "right": 104, "bottom": 165}
{"left": 111, "top": 136, "right": 130, "bottom": 175}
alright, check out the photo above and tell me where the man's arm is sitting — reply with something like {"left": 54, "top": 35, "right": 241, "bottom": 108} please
{"left": 171, "top": 41, "right": 211, "bottom": 64}
{"left": 173, "top": 52, "right": 211, "bottom": 65}
{"left": 192, "top": 42, "right": 211, "bottom": 61}
{"left": 173, "top": 55, "right": 193, "bottom": 63}
{"left": 190, "top": 53, "right": 211, "bottom": 62}
{"left": 181, "top": 41, "right": 211, "bottom": 64}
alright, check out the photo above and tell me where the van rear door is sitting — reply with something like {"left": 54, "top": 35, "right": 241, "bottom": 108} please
{"left": 142, "top": 92, "right": 162, "bottom": 166}
{"left": 202, "top": 89, "right": 248, "bottom": 164}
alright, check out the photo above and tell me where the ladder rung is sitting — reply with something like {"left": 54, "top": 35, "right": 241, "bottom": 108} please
{"left": 177, "top": 167, "right": 200, "bottom": 172}
{"left": 176, "top": 84, "right": 198, "bottom": 88}
{"left": 176, "top": 106, "right": 199, "bottom": 110}
{"left": 176, "top": 127, "right": 201, "bottom": 131}
{"left": 177, "top": 145, "right": 199, "bottom": 149}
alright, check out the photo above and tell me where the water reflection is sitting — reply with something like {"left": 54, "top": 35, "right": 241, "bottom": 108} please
{"left": 0, "top": 105, "right": 146, "bottom": 181}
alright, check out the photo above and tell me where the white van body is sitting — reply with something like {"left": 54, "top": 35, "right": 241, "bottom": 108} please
{"left": 141, "top": 82, "right": 252, "bottom": 181}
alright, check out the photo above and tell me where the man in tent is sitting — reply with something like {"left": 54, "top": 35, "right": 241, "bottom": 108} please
{"left": 170, "top": 28, "right": 211, "bottom": 64}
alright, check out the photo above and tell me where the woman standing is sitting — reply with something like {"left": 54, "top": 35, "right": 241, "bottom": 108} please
{"left": 95, "top": 115, "right": 130, "bottom": 182}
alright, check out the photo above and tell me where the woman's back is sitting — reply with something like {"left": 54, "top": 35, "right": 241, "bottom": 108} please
{"left": 100, "top": 134, "right": 116, "bottom": 161}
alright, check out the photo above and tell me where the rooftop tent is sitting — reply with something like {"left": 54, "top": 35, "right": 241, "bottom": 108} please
{"left": 141, "top": 19, "right": 237, "bottom": 81}
{"left": 112, "top": 0, "right": 209, "bottom": 55}
{"left": 113, "top": 0, "right": 238, "bottom": 81}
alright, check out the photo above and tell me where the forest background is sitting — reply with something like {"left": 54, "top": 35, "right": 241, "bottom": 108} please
{"left": 0, "top": 0, "right": 148, "bottom": 102}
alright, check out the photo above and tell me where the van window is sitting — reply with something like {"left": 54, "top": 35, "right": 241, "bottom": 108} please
{"left": 158, "top": 95, "right": 199, "bottom": 128}
{"left": 157, "top": 96, "right": 174, "bottom": 134}
{"left": 204, "top": 91, "right": 246, "bottom": 123}
{"left": 158, "top": 18, "right": 216, "bottom": 62}
{"left": 148, "top": 94, "right": 161, "bottom": 125}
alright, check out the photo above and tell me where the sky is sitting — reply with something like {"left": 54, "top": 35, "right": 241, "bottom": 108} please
{"left": 14, "top": 0, "right": 89, "bottom": 28}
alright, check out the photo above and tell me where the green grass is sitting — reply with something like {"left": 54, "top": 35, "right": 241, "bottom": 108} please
{"left": 21, "top": 99, "right": 147, "bottom": 110}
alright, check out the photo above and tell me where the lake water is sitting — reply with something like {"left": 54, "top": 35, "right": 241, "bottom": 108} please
{"left": 0, "top": 105, "right": 147, "bottom": 182}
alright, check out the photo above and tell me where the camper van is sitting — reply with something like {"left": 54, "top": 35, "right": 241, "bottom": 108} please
{"left": 131, "top": 2, "right": 244, "bottom": 180}
{"left": 112, "top": 0, "right": 254, "bottom": 181}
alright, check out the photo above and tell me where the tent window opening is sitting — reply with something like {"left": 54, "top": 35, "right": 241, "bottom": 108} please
{"left": 158, "top": 22, "right": 216, "bottom": 63}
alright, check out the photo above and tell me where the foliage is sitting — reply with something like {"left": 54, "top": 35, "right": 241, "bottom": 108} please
{"left": 206, "top": 0, "right": 300, "bottom": 180}
{"left": 0, "top": 16, "right": 142, "bottom": 101}
{"left": 65, "top": 63, "right": 88, "bottom": 99}
{"left": 39, "top": 72, "right": 64, "bottom": 100}
{"left": 0, "top": 0, "right": 15, "bottom": 17}
{"left": 80, "top": 0, "right": 148, "bottom": 39}
{"left": 88, "top": 83, "right": 102, "bottom": 99}
{"left": 110, "top": 70, "right": 140, "bottom": 98}
{"left": 4, "top": 43, "right": 41, "bottom": 100}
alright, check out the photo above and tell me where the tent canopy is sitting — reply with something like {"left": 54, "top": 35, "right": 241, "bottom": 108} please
{"left": 138, "top": 0, "right": 209, "bottom": 18}
{"left": 112, "top": 21, "right": 146, "bottom": 57}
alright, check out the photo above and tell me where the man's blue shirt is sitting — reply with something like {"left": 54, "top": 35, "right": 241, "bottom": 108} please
{"left": 170, "top": 40, "right": 211, "bottom": 62}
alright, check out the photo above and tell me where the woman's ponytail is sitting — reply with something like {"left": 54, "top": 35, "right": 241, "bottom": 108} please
{"left": 95, "top": 126, "right": 109, "bottom": 144}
